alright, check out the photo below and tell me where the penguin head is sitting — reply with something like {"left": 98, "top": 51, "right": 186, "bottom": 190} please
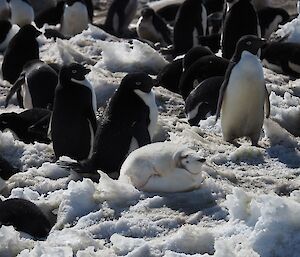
{"left": 18, "top": 24, "right": 42, "bottom": 38}
{"left": 141, "top": 7, "right": 155, "bottom": 19}
{"left": 120, "top": 72, "right": 154, "bottom": 93}
{"left": 183, "top": 46, "right": 214, "bottom": 71}
{"left": 234, "top": 35, "right": 267, "bottom": 58}
{"left": 174, "top": 149, "right": 206, "bottom": 175}
{"left": 59, "top": 63, "right": 91, "bottom": 82}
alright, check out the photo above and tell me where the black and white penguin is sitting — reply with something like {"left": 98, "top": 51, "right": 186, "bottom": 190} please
{"left": 60, "top": 0, "right": 89, "bottom": 37}
{"left": 2, "top": 24, "right": 40, "bottom": 84}
{"left": 0, "top": 108, "right": 51, "bottom": 144}
{"left": 50, "top": 63, "right": 97, "bottom": 161}
{"left": 173, "top": 0, "right": 208, "bottom": 56}
{"left": 104, "top": 0, "right": 138, "bottom": 37}
{"left": 156, "top": 46, "right": 213, "bottom": 94}
{"left": 185, "top": 76, "right": 224, "bottom": 126}
{"left": 257, "top": 7, "right": 289, "bottom": 39}
{"left": 60, "top": 72, "right": 158, "bottom": 178}
{"left": 0, "top": 20, "right": 19, "bottom": 52}
{"left": 5, "top": 60, "right": 58, "bottom": 109}
{"left": 0, "top": 198, "right": 51, "bottom": 238}
{"left": 222, "top": 0, "right": 259, "bottom": 60}
{"left": 137, "top": 7, "right": 172, "bottom": 46}
{"left": 179, "top": 54, "right": 229, "bottom": 99}
{"left": 9, "top": 0, "right": 35, "bottom": 27}
{"left": 261, "top": 42, "right": 300, "bottom": 78}
{"left": 216, "top": 35, "right": 270, "bottom": 146}
{"left": 0, "top": 0, "right": 10, "bottom": 21}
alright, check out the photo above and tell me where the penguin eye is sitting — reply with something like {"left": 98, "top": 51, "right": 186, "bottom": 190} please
{"left": 136, "top": 82, "right": 142, "bottom": 86}
{"left": 246, "top": 41, "right": 252, "bottom": 46}
{"left": 72, "top": 70, "right": 77, "bottom": 74}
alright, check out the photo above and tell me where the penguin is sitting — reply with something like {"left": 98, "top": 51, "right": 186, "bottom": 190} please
{"left": 222, "top": 0, "right": 259, "bottom": 60}
{"left": 156, "top": 46, "right": 213, "bottom": 94}
{"left": 60, "top": 0, "right": 89, "bottom": 37}
{"left": 257, "top": 7, "right": 289, "bottom": 39}
{"left": 179, "top": 54, "right": 229, "bottom": 99}
{"left": 136, "top": 7, "right": 172, "bottom": 46}
{"left": 119, "top": 142, "right": 206, "bottom": 193}
{"left": 0, "top": 20, "right": 19, "bottom": 52}
{"left": 0, "top": 0, "right": 10, "bottom": 21}
{"left": 173, "top": 0, "right": 208, "bottom": 56}
{"left": 50, "top": 63, "right": 97, "bottom": 161}
{"left": 103, "top": 0, "right": 138, "bottom": 37}
{"left": 59, "top": 72, "right": 158, "bottom": 178}
{"left": 0, "top": 108, "right": 51, "bottom": 144}
{"left": 216, "top": 35, "right": 270, "bottom": 146}
{"left": 34, "top": 1, "right": 65, "bottom": 28}
{"left": 5, "top": 60, "right": 58, "bottom": 109}
{"left": 185, "top": 76, "right": 224, "bottom": 126}
{"left": 2, "top": 24, "right": 41, "bottom": 84}
{"left": 261, "top": 42, "right": 300, "bottom": 78}
{"left": 9, "top": 0, "right": 35, "bottom": 27}
{"left": 0, "top": 198, "right": 51, "bottom": 238}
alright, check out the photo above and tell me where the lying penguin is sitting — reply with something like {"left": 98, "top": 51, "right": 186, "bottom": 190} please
{"left": 119, "top": 142, "right": 206, "bottom": 193}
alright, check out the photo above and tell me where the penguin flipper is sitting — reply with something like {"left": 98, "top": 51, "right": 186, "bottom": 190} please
{"left": 215, "top": 62, "right": 235, "bottom": 121}
{"left": 5, "top": 74, "right": 25, "bottom": 108}
{"left": 264, "top": 85, "right": 271, "bottom": 119}
{"left": 133, "top": 120, "right": 151, "bottom": 147}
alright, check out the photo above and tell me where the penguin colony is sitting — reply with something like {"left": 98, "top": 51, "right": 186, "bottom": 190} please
{"left": 0, "top": 0, "right": 297, "bottom": 239}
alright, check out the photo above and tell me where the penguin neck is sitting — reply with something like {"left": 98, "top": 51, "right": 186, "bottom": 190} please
{"left": 232, "top": 49, "right": 258, "bottom": 63}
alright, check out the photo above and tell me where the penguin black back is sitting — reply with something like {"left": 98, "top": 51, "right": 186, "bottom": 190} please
{"left": 222, "top": 0, "right": 259, "bottom": 59}
{"left": 35, "top": 1, "right": 65, "bottom": 28}
{"left": 51, "top": 63, "right": 97, "bottom": 161}
{"left": 0, "top": 198, "right": 51, "bottom": 238}
{"left": 0, "top": 20, "right": 11, "bottom": 43}
{"left": 2, "top": 24, "right": 40, "bottom": 84}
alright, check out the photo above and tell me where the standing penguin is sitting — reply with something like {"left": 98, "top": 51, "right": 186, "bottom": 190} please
{"left": 104, "top": 0, "right": 138, "bottom": 37}
{"left": 222, "top": 0, "right": 259, "bottom": 60}
{"left": 0, "top": 20, "right": 19, "bottom": 52}
{"left": 50, "top": 63, "right": 97, "bottom": 161}
{"left": 5, "top": 60, "right": 58, "bottom": 109}
{"left": 2, "top": 24, "right": 40, "bottom": 84}
{"left": 137, "top": 7, "right": 172, "bottom": 46}
{"left": 60, "top": 72, "right": 158, "bottom": 177}
{"left": 173, "top": 0, "right": 207, "bottom": 56}
{"left": 9, "top": 0, "right": 35, "bottom": 27}
{"left": 216, "top": 35, "right": 270, "bottom": 146}
{"left": 0, "top": 0, "right": 10, "bottom": 21}
{"left": 60, "top": 0, "right": 89, "bottom": 37}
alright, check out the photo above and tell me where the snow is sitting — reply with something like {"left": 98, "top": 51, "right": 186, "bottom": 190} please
{"left": 1, "top": 3, "right": 300, "bottom": 257}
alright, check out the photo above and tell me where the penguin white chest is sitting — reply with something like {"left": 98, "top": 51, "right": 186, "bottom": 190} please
{"left": 61, "top": 2, "right": 89, "bottom": 36}
{"left": 128, "top": 89, "right": 158, "bottom": 153}
{"left": 221, "top": 51, "right": 265, "bottom": 138}
{"left": 10, "top": 0, "right": 34, "bottom": 27}
{"left": 137, "top": 17, "right": 163, "bottom": 44}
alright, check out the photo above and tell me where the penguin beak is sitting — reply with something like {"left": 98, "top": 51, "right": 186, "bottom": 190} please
{"left": 82, "top": 67, "right": 91, "bottom": 75}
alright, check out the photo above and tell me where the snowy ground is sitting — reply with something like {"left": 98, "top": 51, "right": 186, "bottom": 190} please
{"left": 1, "top": 1, "right": 300, "bottom": 257}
